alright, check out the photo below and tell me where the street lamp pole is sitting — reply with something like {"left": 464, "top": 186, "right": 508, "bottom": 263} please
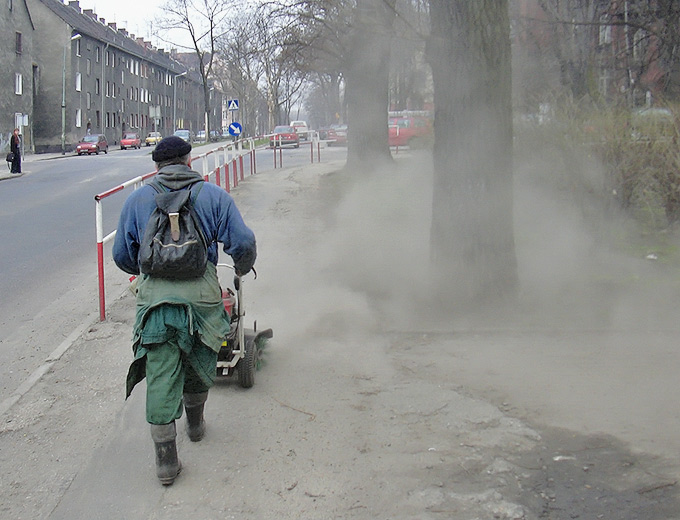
{"left": 61, "top": 33, "right": 81, "bottom": 155}
{"left": 172, "top": 71, "right": 187, "bottom": 134}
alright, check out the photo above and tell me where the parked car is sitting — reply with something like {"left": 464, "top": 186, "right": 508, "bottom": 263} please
{"left": 329, "top": 124, "right": 347, "bottom": 146}
{"left": 318, "top": 126, "right": 337, "bottom": 142}
{"left": 76, "top": 134, "right": 108, "bottom": 155}
{"left": 173, "top": 129, "right": 191, "bottom": 143}
{"left": 120, "top": 132, "right": 141, "bottom": 150}
{"left": 388, "top": 115, "right": 433, "bottom": 147}
{"left": 290, "top": 120, "right": 310, "bottom": 141}
{"left": 631, "top": 107, "right": 677, "bottom": 143}
{"left": 195, "top": 130, "right": 206, "bottom": 142}
{"left": 270, "top": 125, "right": 300, "bottom": 148}
{"left": 145, "top": 132, "right": 162, "bottom": 146}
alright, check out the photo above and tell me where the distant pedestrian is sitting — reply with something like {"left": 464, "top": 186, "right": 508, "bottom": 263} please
{"left": 10, "top": 128, "right": 21, "bottom": 174}
{"left": 112, "top": 136, "right": 256, "bottom": 486}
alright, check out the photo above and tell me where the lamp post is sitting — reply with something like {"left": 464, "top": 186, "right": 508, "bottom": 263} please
{"left": 172, "top": 71, "right": 187, "bottom": 134}
{"left": 61, "top": 33, "right": 81, "bottom": 155}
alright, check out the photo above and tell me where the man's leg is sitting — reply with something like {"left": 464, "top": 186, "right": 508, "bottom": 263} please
{"left": 145, "top": 340, "right": 184, "bottom": 485}
{"left": 182, "top": 355, "right": 215, "bottom": 442}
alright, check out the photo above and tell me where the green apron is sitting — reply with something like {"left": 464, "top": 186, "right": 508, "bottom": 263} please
{"left": 126, "top": 263, "right": 229, "bottom": 422}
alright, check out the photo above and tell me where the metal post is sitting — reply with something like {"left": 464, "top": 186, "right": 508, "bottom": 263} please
{"left": 173, "top": 71, "right": 187, "bottom": 133}
{"left": 62, "top": 33, "right": 81, "bottom": 155}
{"left": 95, "top": 199, "right": 106, "bottom": 321}
{"left": 61, "top": 46, "right": 67, "bottom": 155}
{"left": 102, "top": 42, "right": 109, "bottom": 137}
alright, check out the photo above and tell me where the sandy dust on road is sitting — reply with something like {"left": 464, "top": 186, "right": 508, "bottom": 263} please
{"left": 1, "top": 154, "right": 679, "bottom": 519}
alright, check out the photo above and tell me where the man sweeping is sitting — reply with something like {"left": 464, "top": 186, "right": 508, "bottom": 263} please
{"left": 113, "top": 136, "right": 256, "bottom": 485}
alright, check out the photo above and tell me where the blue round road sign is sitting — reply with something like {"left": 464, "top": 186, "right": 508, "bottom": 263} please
{"left": 228, "top": 122, "right": 243, "bottom": 136}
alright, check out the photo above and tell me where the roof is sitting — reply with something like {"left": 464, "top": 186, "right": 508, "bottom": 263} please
{"left": 22, "top": 0, "right": 36, "bottom": 30}
{"left": 37, "top": 0, "right": 189, "bottom": 76}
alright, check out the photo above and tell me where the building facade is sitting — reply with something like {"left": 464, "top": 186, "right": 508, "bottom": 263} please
{"left": 25, "top": 0, "right": 206, "bottom": 152}
{"left": 512, "top": 0, "right": 676, "bottom": 106}
{"left": 1, "top": 0, "right": 35, "bottom": 152}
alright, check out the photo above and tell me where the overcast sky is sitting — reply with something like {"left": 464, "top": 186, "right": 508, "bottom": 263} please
{"left": 75, "top": 0, "right": 183, "bottom": 48}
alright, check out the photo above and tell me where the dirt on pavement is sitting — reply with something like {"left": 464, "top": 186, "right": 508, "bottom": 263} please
{"left": 0, "top": 153, "right": 679, "bottom": 519}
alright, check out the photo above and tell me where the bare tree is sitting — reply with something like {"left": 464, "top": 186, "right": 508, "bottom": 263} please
{"left": 215, "top": 13, "right": 268, "bottom": 135}
{"left": 344, "top": 0, "right": 397, "bottom": 168}
{"left": 158, "top": 0, "right": 233, "bottom": 138}
{"left": 427, "top": 0, "right": 518, "bottom": 306}
{"left": 263, "top": 0, "right": 401, "bottom": 167}
{"left": 389, "top": 0, "right": 430, "bottom": 111}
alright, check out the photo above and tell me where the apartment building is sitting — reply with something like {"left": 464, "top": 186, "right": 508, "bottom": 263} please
{"left": 0, "top": 0, "right": 35, "bottom": 152}
{"left": 513, "top": 0, "right": 676, "bottom": 106}
{"left": 25, "top": 0, "right": 205, "bottom": 152}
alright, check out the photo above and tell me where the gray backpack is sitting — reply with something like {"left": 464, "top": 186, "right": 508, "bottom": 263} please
{"left": 139, "top": 180, "right": 208, "bottom": 279}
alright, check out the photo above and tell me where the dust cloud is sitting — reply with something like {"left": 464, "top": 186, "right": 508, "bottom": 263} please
{"left": 266, "top": 141, "right": 680, "bottom": 337}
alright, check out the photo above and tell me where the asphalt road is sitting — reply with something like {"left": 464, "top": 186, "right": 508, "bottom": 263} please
{"left": 0, "top": 140, "right": 337, "bottom": 401}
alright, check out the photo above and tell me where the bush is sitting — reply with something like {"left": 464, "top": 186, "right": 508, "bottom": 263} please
{"left": 516, "top": 97, "right": 680, "bottom": 229}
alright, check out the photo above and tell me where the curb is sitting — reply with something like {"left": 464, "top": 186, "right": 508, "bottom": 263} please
{"left": 0, "top": 312, "right": 98, "bottom": 416}
{"left": 0, "top": 171, "right": 23, "bottom": 181}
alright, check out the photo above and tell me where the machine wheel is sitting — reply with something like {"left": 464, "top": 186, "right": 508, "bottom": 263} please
{"left": 237, "top": 337, "right": 257, "bottom": 388}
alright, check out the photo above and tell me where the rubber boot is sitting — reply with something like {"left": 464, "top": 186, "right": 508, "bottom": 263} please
{"left": 183, "top": 392, "right": 208, "bottom": 442}
{"left": 150, "top": 422, "right": 181, "bottom": 485}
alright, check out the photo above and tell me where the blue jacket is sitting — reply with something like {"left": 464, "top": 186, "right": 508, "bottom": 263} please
{"left": 112, "top": 164, "right": 256, "bottom": 275}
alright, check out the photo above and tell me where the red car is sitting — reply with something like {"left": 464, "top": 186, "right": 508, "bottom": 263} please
{"left": 329, "top": 124, "right": 347, "bottom": 146}
{"left": 388, "top": 116, "right": 432, "bottom": 147}
{"left": 270, "top": 125, "right": 300, "bottom": 148}
{"left": 120, "top": 132, "right": 141, "bottom": 150}
{"left": 76, "top": 134, "right": 109, "bottom": 155}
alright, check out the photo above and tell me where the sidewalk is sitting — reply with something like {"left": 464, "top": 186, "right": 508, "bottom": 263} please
{"left": 0, "top": 151, "right": 68, "bottom": 180}
{"left": 1, "top": 156, "right": 679, "bottom": 519}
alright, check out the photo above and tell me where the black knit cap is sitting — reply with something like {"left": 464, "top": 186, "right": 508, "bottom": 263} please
{"left": 152, "top": 135, "right": 192, "bottom": 162}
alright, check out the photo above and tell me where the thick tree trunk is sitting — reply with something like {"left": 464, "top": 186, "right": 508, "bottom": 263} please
{"left": 427, "top": 0, "right": 518, "bottom": 306}
{"left": 345, "top": 0, "right": 395, "bottom": 170}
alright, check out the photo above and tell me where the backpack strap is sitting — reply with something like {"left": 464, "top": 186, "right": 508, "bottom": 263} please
{"left": 150, "top": 179, "right": 204, "bottom": 204}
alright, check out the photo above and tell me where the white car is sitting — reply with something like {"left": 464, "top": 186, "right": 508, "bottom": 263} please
{"left": 290, "top": 120, "right": 310, "bottom": 141}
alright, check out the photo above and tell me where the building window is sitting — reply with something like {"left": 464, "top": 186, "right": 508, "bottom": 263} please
{"left": 87, "top": 92, "right": 91, "bottom": 109}
{"left": 9, "top": 0, "right": 13, "bottom": 11}
{"left": 95, "top": 78, "right": 100, "bottom": 95}
{"left": 633, "top": 29, "right": 648, "bottom": 61}
{"left": 76, "top": 109, "right": 82, "bottom": 128}
{"left": 86, "top": 58, "right": 91, "bottom": 75}
{"left": 15, "top": 73, "right": 22, "bottom": 95}
{"left": 15, "top": 32, "right": 22, "bottom": 54}
{"left": 75, "top": 72, "right": 82, "bottom": 91}
{"left": 75, "top": 38, "right": 81, "bottom": 57}
{"left": 96, "top": 46, "right": 100, "bottom": 63}
{"left": 599, "top": 15, "right": 612, "bottom": 45}
{"left": 598, "top": 69, "right": 609, "bottom": 97}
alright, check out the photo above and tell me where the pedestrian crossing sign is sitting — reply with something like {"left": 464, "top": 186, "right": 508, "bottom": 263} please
{"left": 227, "top": 99, "right": 239, "bottom": 111}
